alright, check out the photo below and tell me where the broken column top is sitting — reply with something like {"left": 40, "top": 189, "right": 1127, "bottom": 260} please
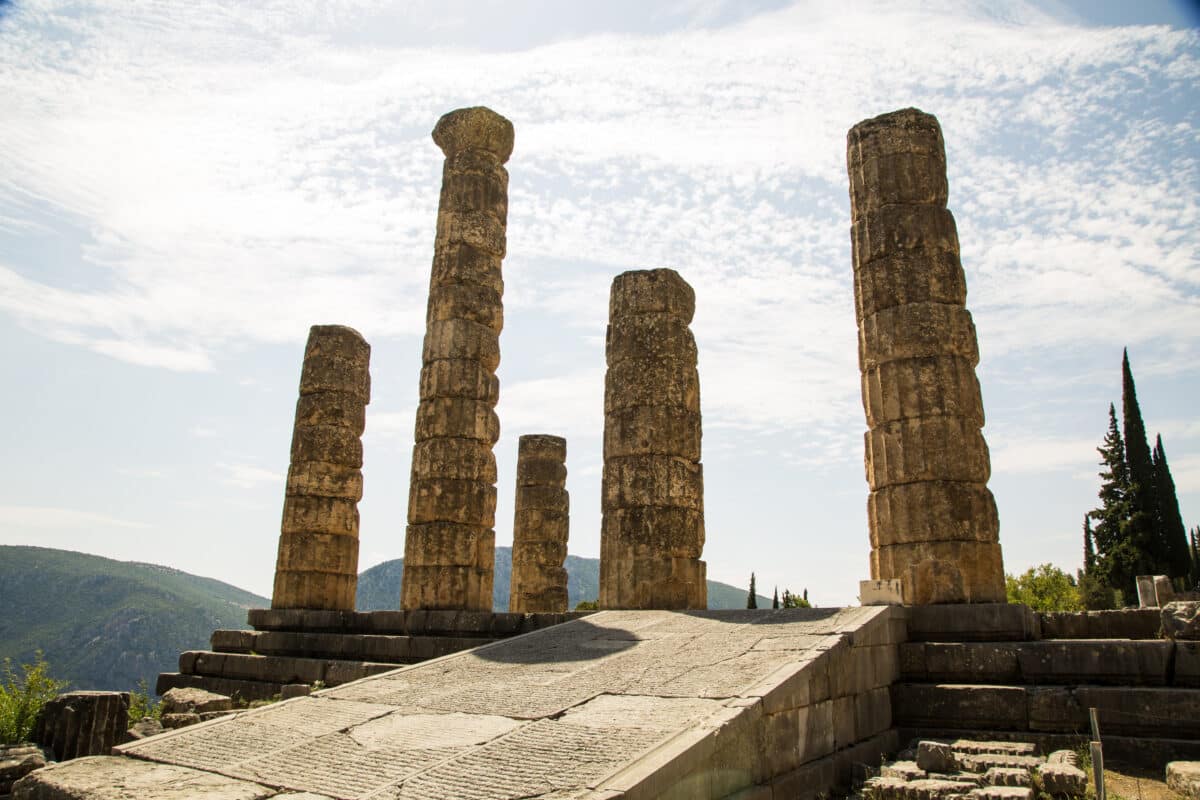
{"left": 432, "top": 106, "right": 515, "bottom": 163}
{"left": 847, "top": 107, "right": 949, "bottom": 217}
{"left": 609, "top": 268, "right": 695, "bottom": 322}
{"left": 519, "top": 434, "right": 567, "bottom": 461}
{"left": 847, "top": 107, "right": 945, "bottom": 160}
{"left": 299, "top": 325, "right": 371, "bottom": 401}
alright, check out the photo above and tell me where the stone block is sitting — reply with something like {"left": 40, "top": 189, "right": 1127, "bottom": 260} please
{"left": 33, "top": 691, "right": 130, "bottom": 762}
{"left": 969, "top": 788, "right": 1033, "bottom": 800}
{"left": 862, "top": 355, "right": 984, "bottom": 427}
{"left": 402, "top": 522, "right": 494, "bottom": 568}
{"left": 513, "top": 486, "right": 569, "bottom": 514}
{"left": 984, "top": 768, "right": 1032, "bottom": 787}
{"left": 602, "top": 455, "right": 703, "bottom": 511}
{"left": 854, "top": 249, "right": 966, "bottom": 323}
{"left": 280, "top": 495, "right": 359, "bottom": 537}
{"left": 864, "top": 416, "right": 990, "bottom": 489}
{"left": 892, "top": 684, "right": 1027, "bottom": 730}
{"left": 907, "top": 603, "right": 1039, "bottom": 642}
{"left": 1037, "top": 762, "right": 1087, "bottom": 797}
{"left": 289, "top": 424, "right": 363, "bottom": 468}
{"left": 606, "top": 315, "right": 698, "bottom": 367}
{"left": 1046, "top": 751, "right": 1078, "bottom": 767}
{"left": 285, "top": 461, "right": 363, "bottom": 501}
{"left": 609, "top": 268, "right": 696, "bottom": 322}
{"left": 872, "top": 540, "right": 1005, "bottom": 605}
{"left": 957, "top": 754, "right": 1042, "bottom": 773}
{"left": 274, "top": 532, "right": 359, "bottom": 575}
{"left": 421, "top": 318, "right": 500, "bottom": 371}
{"left": 1167, "top": 761, "right": 1200, "bottom": 800}
{"left": 1175, "top": 641, "right": 1200, "bottom": 687}
{"left": 902, "top": 642, "right": 1020, "bottom": 683}
{"left": 860, "top": 303, "right": 979, "bottom": 370}
{"left": 160, "top": 712, "right": 200, "bottom": 729}
{"left": 413, "top": 396, "right": 500, "bottom": 444}
{"left": 410, "top": 437, "right": 497, "bottom": 482}
{"left": 847, "top": 107, "right": 947, "bottom": 212}
{"left": 1038, "top": 609, "right": 1161, "bottom": 639}
{"left": 1027, "top": 686, "right": 1083, "bottom": 732}
{"left": 603, "top": 405, "right": 702, "bottom": 461}
{"left": 407, "top": 476, "right": 497, "bottom": 527}
{"left": 400, "top": 562, "right": 494, "bottom": 612}
{"left": 854, "top": 686, "right": 892, "bottom": 740}
{"left": 515, "top": 458, "right": 567, "bottom": 488}
{"left": 1074, "top": 686, "right": 1200, "bottom": 737}
{"left": 293, "top": 392, "right": 367, "bottom": 435}
{"left": 430, "top": 243, "right": 503, "bottom": 294}
{"left": 1164, "top": 601, "right": 1200, "bottom": 640}
{"left": 512, "top": 507, "right": 569, "bottom": 537}
{"left": 869, "top": 481, "right": 999, "bottom": 547}
{"left": 1017, "top": 640, "right": 1171, "bottom": 685}
{"left": 160, "top": 687, "right": 231, "bottom": 715}
{"left": 882, "top": 761, "right": 927, "bottom": 780}
{"left": 271, "top": 570, "right": 356, "bottom": 612}
{"left": 860, "top": 578, "right": 904, "bottom": 605}
{"left": 851, "top": 205, "right": 960, "bottom": 268}
{"left": 917, "top": 741, "right": 957, "bottom": 773}
{"left": 601, "top": 508, "right": 704, "bottom": 558}
{"left": 605, "top": 358, "right": 700, "bottom": 413}
{"left": 0, "top": 744, "right": 47, "bottom": 795}
{"left": 952, "top": 742, "right": 1038, "bottom": 757}
{"left": 437, "top": 164, "right": 508, "bottom": 228}
{"left": 432, "top": 105, "right": 515, "bottom": 162}
{"left": 434, "top": 208, "right": 506, "bottom": 256}
{"left": 418, "top": 358, "right": 500, "bottom": 404}
{"left": 298, "top": 325, "right": 370, "bottom": 396}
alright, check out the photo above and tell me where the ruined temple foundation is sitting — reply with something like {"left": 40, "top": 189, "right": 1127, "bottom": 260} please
{"left": 271, "top": 325, "right": 370, "bottom": 611}
{"left": 599, "top": 269, "right": 706, "bottom": 609}
{"left": 847, "top": 108, "right": 1005, "bottom": 604}
{"left": 509, "top": 435, "right": 569, "bottom": 613}
{"left": 401, "top": 106, "right": 514, "bottom": 611}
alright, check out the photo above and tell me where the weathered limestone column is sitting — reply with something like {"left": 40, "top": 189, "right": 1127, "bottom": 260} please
{"left": 599, "top": 269, "right": 706, "bottom": 610}
{"left": 272, "top": 325, "right": 370, "bottom": 611}
{"left": 509, "top": 434, "right": 569, "bottom": 613}
{"left": 401, "top": 106, "right": 513, "bottom": 611}
{"left": 847, "top": 108, "right": 1005, "bottom": 604}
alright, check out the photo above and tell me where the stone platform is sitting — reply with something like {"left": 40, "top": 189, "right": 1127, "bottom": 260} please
{"left": 157, "top": 609, "right": 588, "bottom": 701}
{"left": 20, "top": 606, "right": 904, "bottom": 799}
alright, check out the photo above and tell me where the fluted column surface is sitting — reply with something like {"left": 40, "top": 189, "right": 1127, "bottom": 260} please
{"left": 509, "top": 434, "right": 569, "bottom": 613}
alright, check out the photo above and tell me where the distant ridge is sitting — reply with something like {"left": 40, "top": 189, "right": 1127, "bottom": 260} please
{"left": 356, "top": 546, "right": 771, "bottom": 611}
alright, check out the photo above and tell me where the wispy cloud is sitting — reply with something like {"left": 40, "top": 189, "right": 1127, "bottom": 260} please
{"left": 218, "top": 462, "right": 283, "bottom": 489}
{"left": 0, "top": 504, "right": 150, "bottom": 530}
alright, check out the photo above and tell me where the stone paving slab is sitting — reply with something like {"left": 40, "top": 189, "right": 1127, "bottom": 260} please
{"left": 103, "top": 607, "right": 897, "bottom": 799}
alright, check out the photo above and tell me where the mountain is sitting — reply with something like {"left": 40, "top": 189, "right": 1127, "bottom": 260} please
{"left": 0, "top": 546, "right": 266, "bottom": 693}
{"left": 357, "top": 546, "right": 769, "bottom": 611}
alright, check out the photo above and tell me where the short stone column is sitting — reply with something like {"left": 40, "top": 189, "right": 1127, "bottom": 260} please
{"left": 271, "top": 325, "right": 370, "bottom": 611}
{"left": 33, "top": 691, "right": 129, "bottom": 761}
{"left": 401, "top": 106, "right": 513, "bottom": 611}
{"left": 847, "top": 107, "right": 1004, "bottom": 604}
{"left": 599, "top": 268, "right": 706, "bottom": 610}
{"left": 509, "top": 435, "right": 569, "bottom": 613}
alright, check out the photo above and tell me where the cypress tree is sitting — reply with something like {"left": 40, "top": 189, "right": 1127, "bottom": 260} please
{"left": 1190, "top": 527, "right": 1200, "bottom": 586}
{"left": 1083, "top": 516, "right": 1096, "bottom": 572}
{"left": 747, "top": 573, "right": 757, "bottom": 609}
{"left": 772, "top": 587, "right": 780, "bottom": 609}
{"left": 1091, "top": 403, "right": 1139, "bottom": 600}
{"left": 1152, "top": 434, "right": 1191, "bottom": 581}
{"left": 1121, "top": 350, "right": 1162, "bottom": 572}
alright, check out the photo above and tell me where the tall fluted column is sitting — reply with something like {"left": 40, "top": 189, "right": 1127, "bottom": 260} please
{"left": 847, "top": 107, "right": 1005, "bottom": 605}
{"left": 401, "top": 106, "right": 513, "bottom": 611}
{"left": 599, "top": 269, "right": 706, "bottom": 610}
{"left": 272, "top": 325, "right": 370, "bottom": 610}
{"left": 509, "top": 435, "right": 569, "bottom": 613}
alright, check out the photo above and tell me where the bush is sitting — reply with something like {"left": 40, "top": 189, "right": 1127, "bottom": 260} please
{"left": 575, "top": 600, "right": 599, "bottom": 610}
{"left": 0, "top": 651, "right": 68, "bottom": 745}
{"left": 128, "top": 679, "right": 161, "bottom": 724}
{"left": 1006, "top": 564, "right": 1083, "bottom": 613}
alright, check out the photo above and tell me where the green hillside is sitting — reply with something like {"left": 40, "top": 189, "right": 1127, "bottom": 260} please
{"left": 0, "top": 546, "right": 265, "bottom": 692}
{"left": 357, "top": 546, "right": 769, "bottom": 611}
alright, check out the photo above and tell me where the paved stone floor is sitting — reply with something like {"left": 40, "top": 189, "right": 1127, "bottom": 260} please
{"left": 23, "top": 607, "right": 885, "bottom": 799}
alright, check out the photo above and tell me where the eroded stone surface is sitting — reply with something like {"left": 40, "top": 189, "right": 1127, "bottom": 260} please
{"left": 12, "top": 756, "right": 274, "bottom": 800}
{"left": 115, "top": 607, "right": 899, "bottom": 799}
{"left": 599, "top": 269, "right": 706, "bottom": 609}
{"left": 510, "top": 434, "right": 569, "bottom": 613}
{"left": 272, "top": 325, "right": 370, "bottom": 611}
{"left": 1167, "top": 761, "right": 1200, "bottom": 800}
{"left": 847, "top": 108, "right": 1004, "bottom": 604}
{"left": 402, "top": 107, "right": 513, "bottom": 612}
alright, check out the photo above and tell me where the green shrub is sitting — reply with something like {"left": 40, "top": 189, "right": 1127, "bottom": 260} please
{"left": 575, "top": 600, "right": 599, "bottom": 610}
{"left": 0, "top": 651, "right": 68, "bottom": 745}
{"left": 1006, "top": 564, "right": 1083, "bottom": 613}
{"left": 127, "top": 678, "right": 161, "bottom": 723}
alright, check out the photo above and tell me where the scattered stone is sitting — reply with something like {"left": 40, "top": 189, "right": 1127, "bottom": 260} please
{"left": 917, "top": 741, "right": 956, "bottom": 773}
{"left": 847, "top": 107, "right": 1005, "bottom": 605}
{"left": 883, "top": 761, "right": 927, "bottom": 780}
{"left": 1167, "top": 761, "right": 1200, "bottom": 800}
{"left": 968, "top": 787, "right": 1033, "bottom": 800}
{"left": 1037, "top": 761, "right": 1088, "bottom": 797}
{"left": 280, "top": 684, "right": 311, "bottom": 700}
{"left": 1045, "top": 750, "right": 1079, "bottom": 767}
{"left": 509, "top": 434, "right": 570, "bottom": 613}
{"left": 160, "top": 712, "right": 201, "bottom": 729}
{"left": 401, "top": 106, "right": 512, "bottom": 612}
{"left": 953, "top": 741, "right": 1038, "bottom": 757}
{"left": 125, "top": 719, "right": 164, "bottom": 741}
{"left": 198, "top": 711, "right": 235, "bottom": 722}
{"left": 1163, "top": 601, "right": 1200, "bottom": 640}
{"left": 957, "top": 754, "right": 1042, "bottom": 773}
{"left": 868, "top": 776, "right": 978, "bottom": 800}
{"left": 272, "top": 324, "right": 371, "bottom": 611}
{"left": 599, "top": 269, "right": 706, "bottom": 610}
{"left": 33, "top": 691, "right": 129, "bottom": 762}
{"left": 160, "top": 687, "right": 232, "bottom": 715}
{"left": 984, "top": 768, "right": 1031, "bottom": 787}
{"left": 0, "top": 744, "right": 48, "bottom": 794}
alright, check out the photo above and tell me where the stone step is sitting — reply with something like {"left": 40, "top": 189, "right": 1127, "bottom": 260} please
{"left": 900, "top": 639, "right": 1186, "bottom": 686}
{"left": 155, "top": 672, "right": 290, "bottom": 703}
{"left": 179, "top": 650, "right": 398, "bottom": 687}
{"left": 245, "top": 607, "right": 587, "bottom": 636}
{"left": 893, "top": 682, "right": 1200, "bottom": 738}
{"left": 209, "top": 628, "right": 493, "bottom": 663}
{"left": 1038, "top": 609, "right": 1163, "bottom": 640}
{"left": 898, "top": 727, "right": 1200, "bottom": 765}
{"left": 903, "top": 605, "right": 1164, "bottom": 642}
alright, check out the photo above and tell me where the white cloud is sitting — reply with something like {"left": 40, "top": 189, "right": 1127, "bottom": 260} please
{"left": 218, "top": 462, "right": 284, "bottom": 489}
{"left": 0, "top": 504, "right": 150, "bottom": 530}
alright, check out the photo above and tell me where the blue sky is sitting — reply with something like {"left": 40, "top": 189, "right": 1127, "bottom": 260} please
{"left": 0, "top": 0, "right": 1196, "bottom": 606}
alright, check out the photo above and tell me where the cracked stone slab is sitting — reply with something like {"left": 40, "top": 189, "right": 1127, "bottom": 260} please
{"left": 11, "top": 755, "right": 276, "bottom": 799}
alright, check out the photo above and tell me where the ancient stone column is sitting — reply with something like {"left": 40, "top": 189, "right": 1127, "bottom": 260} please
{"left": 401, "top": 106, "right": 513, "bottom": 611}
{"left": 847, "top": 107, "right": 1005, "bottom": 605}
{"left": 271, "top": 325, "right": 370, "bottom": 611}
{"left": 509, "top": 434, "right": 569, "bottom": 613}
{"left": 599, "top": 268, "right": 706, "bottom": 610}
